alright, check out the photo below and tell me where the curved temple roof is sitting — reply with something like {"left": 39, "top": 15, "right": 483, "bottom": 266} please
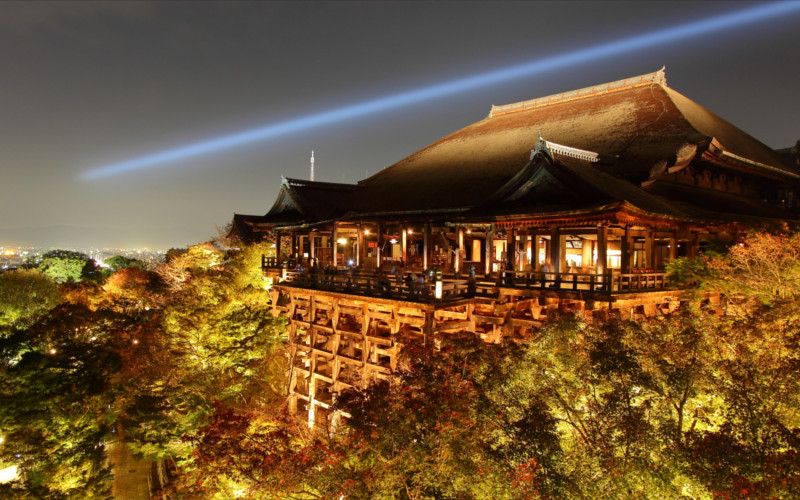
{"left": 237, "top": 68, "right": 797, "bottom": 232}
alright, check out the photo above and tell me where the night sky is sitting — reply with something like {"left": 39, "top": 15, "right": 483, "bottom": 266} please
{"left": 2, "top": 1, "right": 798, "bottom": 249}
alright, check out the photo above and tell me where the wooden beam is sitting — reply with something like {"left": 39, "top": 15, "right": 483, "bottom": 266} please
{"left": 423, "top": 222, "right": 432, "bottom": 270}
{"left": 485, "top": 224, "right": 495, "bottom": 275}
{"left": 596, "top": 224, "right": 607, "bottom": 275}
{"left": 377, "top": 222, "right": 384, "bottom": 269}
{"left": 549, "top": 227, "right": 561, "bottom": 274}
{"left": 456, "top": 227, "right": 464, "bottom": 274}
{"left": 356, "top": 223, "right": 365, "bottom": 267}
{"left": 506, "top": 227, "right": 516, "bottom": 271}
{"left": 401, "top": 227, "right": 408, "bottom": 265}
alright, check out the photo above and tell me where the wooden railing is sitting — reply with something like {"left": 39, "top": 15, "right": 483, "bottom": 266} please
{"left": 616, "top": 272, "right": 668, "bottom": 291}
{"left": 280, "top": 268, "right": 471, "bottom": 303}
{"left": 500, "top": 270, "right": 669, "bottom": 292}
{"left": 261, "top": 255, "right": 298, "bottom": 269}
{"left": 500, "top": 270, "right": 613, "bottom": 292}
{"left": 267, "top": 258, "right": 669, "bottom": 299}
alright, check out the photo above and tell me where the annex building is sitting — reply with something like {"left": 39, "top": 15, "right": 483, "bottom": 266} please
{"left": 231, "top": 69, "right": 799, "bottom": 428}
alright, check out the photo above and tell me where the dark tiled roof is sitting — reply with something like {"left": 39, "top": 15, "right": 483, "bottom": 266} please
{"left": 261, "top": 177, "right": 360, "bottom": 224}
{"left": 234, "top": 69, "right": 798, "bottom": 230}
{"left": 476, "top": 149, "right": 690, "bottom": 219}
{"left": 354, "top": 69, "right": 796, "bottom": 214}
{"left": 229, "top": 213, "right": 270, "bottom": 244}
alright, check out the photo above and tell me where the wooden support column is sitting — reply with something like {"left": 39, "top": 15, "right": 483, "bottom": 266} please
{"left": 668, "top": 233, "right": 678, "bottom": 263}
{"left": 423, "top": 222, "right": 432, "bottom": 270}
{"left": 485, "top": 224, "right": 495, "bottom": 275}
{"left": 506, "top": 227, "right": 516, "bottom": 271}
{"left": 645, "top": 231, "right": 655, "bottom": 269}
{"left": 549, "top": 227, "right": 561, "bottom": 273}
{"left": 401, "top": 227, "right": 408, "bottom": 265}
{"left": 456, "top": 227, "right": 464, "bottom": 274}
{"left": 275, "top": 231, "right": 282, "bottom": 259}
{"left": 309, "top": 231, "right": 315, "bottom": 263}
{"left": 291, "top": 231, "right": 298, "bottom": 258}
{"left": 596, "top": 224, "right": 608, "bottom": 275}
{"left": 376, "top": 223, "right": 384, "bottom": 269}
{"left": 620, "top": 226, "right": 630, "bottom": 273}
{"left": 356, "top": 223, "right": 365, "bottom": 267}
{"left": 519, "top": 229, "right": 529, "bottom": 271}
{"left": 331, "top": 222, "right": 338, "bottom": 267}
{"left": 688, "top": 233, "right": 700, "bottom": 259}
{"left": 531, "top": 230, "right": 540, "bottom": 272}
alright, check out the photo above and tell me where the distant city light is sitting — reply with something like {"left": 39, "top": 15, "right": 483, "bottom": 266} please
{"left": 81, "top": 1, "right": 800, "bottom": 180}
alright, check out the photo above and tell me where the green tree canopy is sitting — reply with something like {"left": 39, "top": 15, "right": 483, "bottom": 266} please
{"left": 104, "top": 255, "right": 145, "bottom": 272}
{"left": 37, "top": 250, "right": 98, "bottom": 283}
{"left": 0, "top": 270, "right": 61, "bottom": 329}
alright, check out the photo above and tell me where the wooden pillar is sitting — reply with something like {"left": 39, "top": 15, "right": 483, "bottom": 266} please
{"left": 620, "top": 226, "right": 630, "bottom": 273}
{"left": 485, "top": 224, "right": 495, "bottom": 275}
{"left": 423, "top": 222, "right": 432, "bottom": 270}
{"left": 309, "top": 231, "right": 315, "bottom": 262}
{"left": 688, "top": 233, "right": 700, "bottom": 259}
{"left": 377, "top": 223, "right": 384, "bottom": 268}
{"left": 549, "top": 227, "right": 561, "bottom": 273}
{"left": 331, "top": 222, "right": 338, "bottom": 267}
{"left": 506, "top": 227, "right": 516, "bottom": 271}
{"left": 356, "top": 223, "right": 365, "bottom": 267}
{"left": 668, "top": 233, "right": 677, "bottom": 262}
{"left": 291, "top": 231, "right": 298, "bottom": 258}
{"left": 596, "top": 224, "right": 608, "bottom": 275}
{"left": 401, "top": 227, "right": 408, "bottom": 264}
{"left": 531, "top": 230, "right": 539, "bottom": 272}
{"left": 456, "top": 227, "right": 464, "bottom": 274}
{"left": 275, "top": 231, "right": 282, "bottom": 260}
{"left": 645, "top": 231, "right": 655, "bottom": 269}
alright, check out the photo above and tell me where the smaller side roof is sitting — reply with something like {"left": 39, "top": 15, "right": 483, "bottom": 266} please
{"left": 263, "top": 177, "right": 360, "bottom": 224}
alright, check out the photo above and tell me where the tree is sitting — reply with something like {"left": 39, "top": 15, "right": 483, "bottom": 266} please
{"left": 37, "top": 250, "right": 98, "bottom": 284}
{"left": 118, "top": 243, "right": 286, "bottom": 493}
{"left": 104, "top": 255, "right": 145, "bottom": 272}
{"left": 0, "top": 270, "right": 61, "bottom": 330}
{"left": 0, "top": 303, "right": 129, "bottom": 497}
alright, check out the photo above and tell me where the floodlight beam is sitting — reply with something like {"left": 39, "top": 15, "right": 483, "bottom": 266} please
{"left": 82, "top": 1, "right": 800, "bottom": 180}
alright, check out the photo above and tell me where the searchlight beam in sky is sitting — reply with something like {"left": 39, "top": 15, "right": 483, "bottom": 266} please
{"left": 82, "top": 1, "right": 800, "bottom": 180}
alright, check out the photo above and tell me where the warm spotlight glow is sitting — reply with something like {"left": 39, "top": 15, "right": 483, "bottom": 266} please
{"left": 80, "top": 2, "right": 800, "bottom": 180}
{"left": 48, "top": 348, "right": 57, "bottom": 355}
{"left": 364, "top": 228, "right": 370, "bottom": 235}
{"left": 337, "top": 238, "right": 348, "bottom": 245}
{"left": 0, "top": 465, "right": 18, "bottom": 484}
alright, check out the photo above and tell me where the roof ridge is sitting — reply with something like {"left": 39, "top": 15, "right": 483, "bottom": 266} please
{"left": 488, "top": 67, "right": 667, "bottom": 117}
{"left": 282, "top": 177, "right": 360, "bottom": 189}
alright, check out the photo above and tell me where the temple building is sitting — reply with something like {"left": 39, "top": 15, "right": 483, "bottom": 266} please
{"left": 230, "top": 69, "right": 799, "bottom": 428}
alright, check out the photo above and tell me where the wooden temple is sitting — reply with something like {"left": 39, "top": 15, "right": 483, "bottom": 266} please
{"left": 230, "top": 69, "right": 799, "bottom": 429}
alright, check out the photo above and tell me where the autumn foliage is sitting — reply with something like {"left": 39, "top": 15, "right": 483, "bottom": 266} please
{"left": 3, "top": 232, "right": 800, "bottom": 498}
